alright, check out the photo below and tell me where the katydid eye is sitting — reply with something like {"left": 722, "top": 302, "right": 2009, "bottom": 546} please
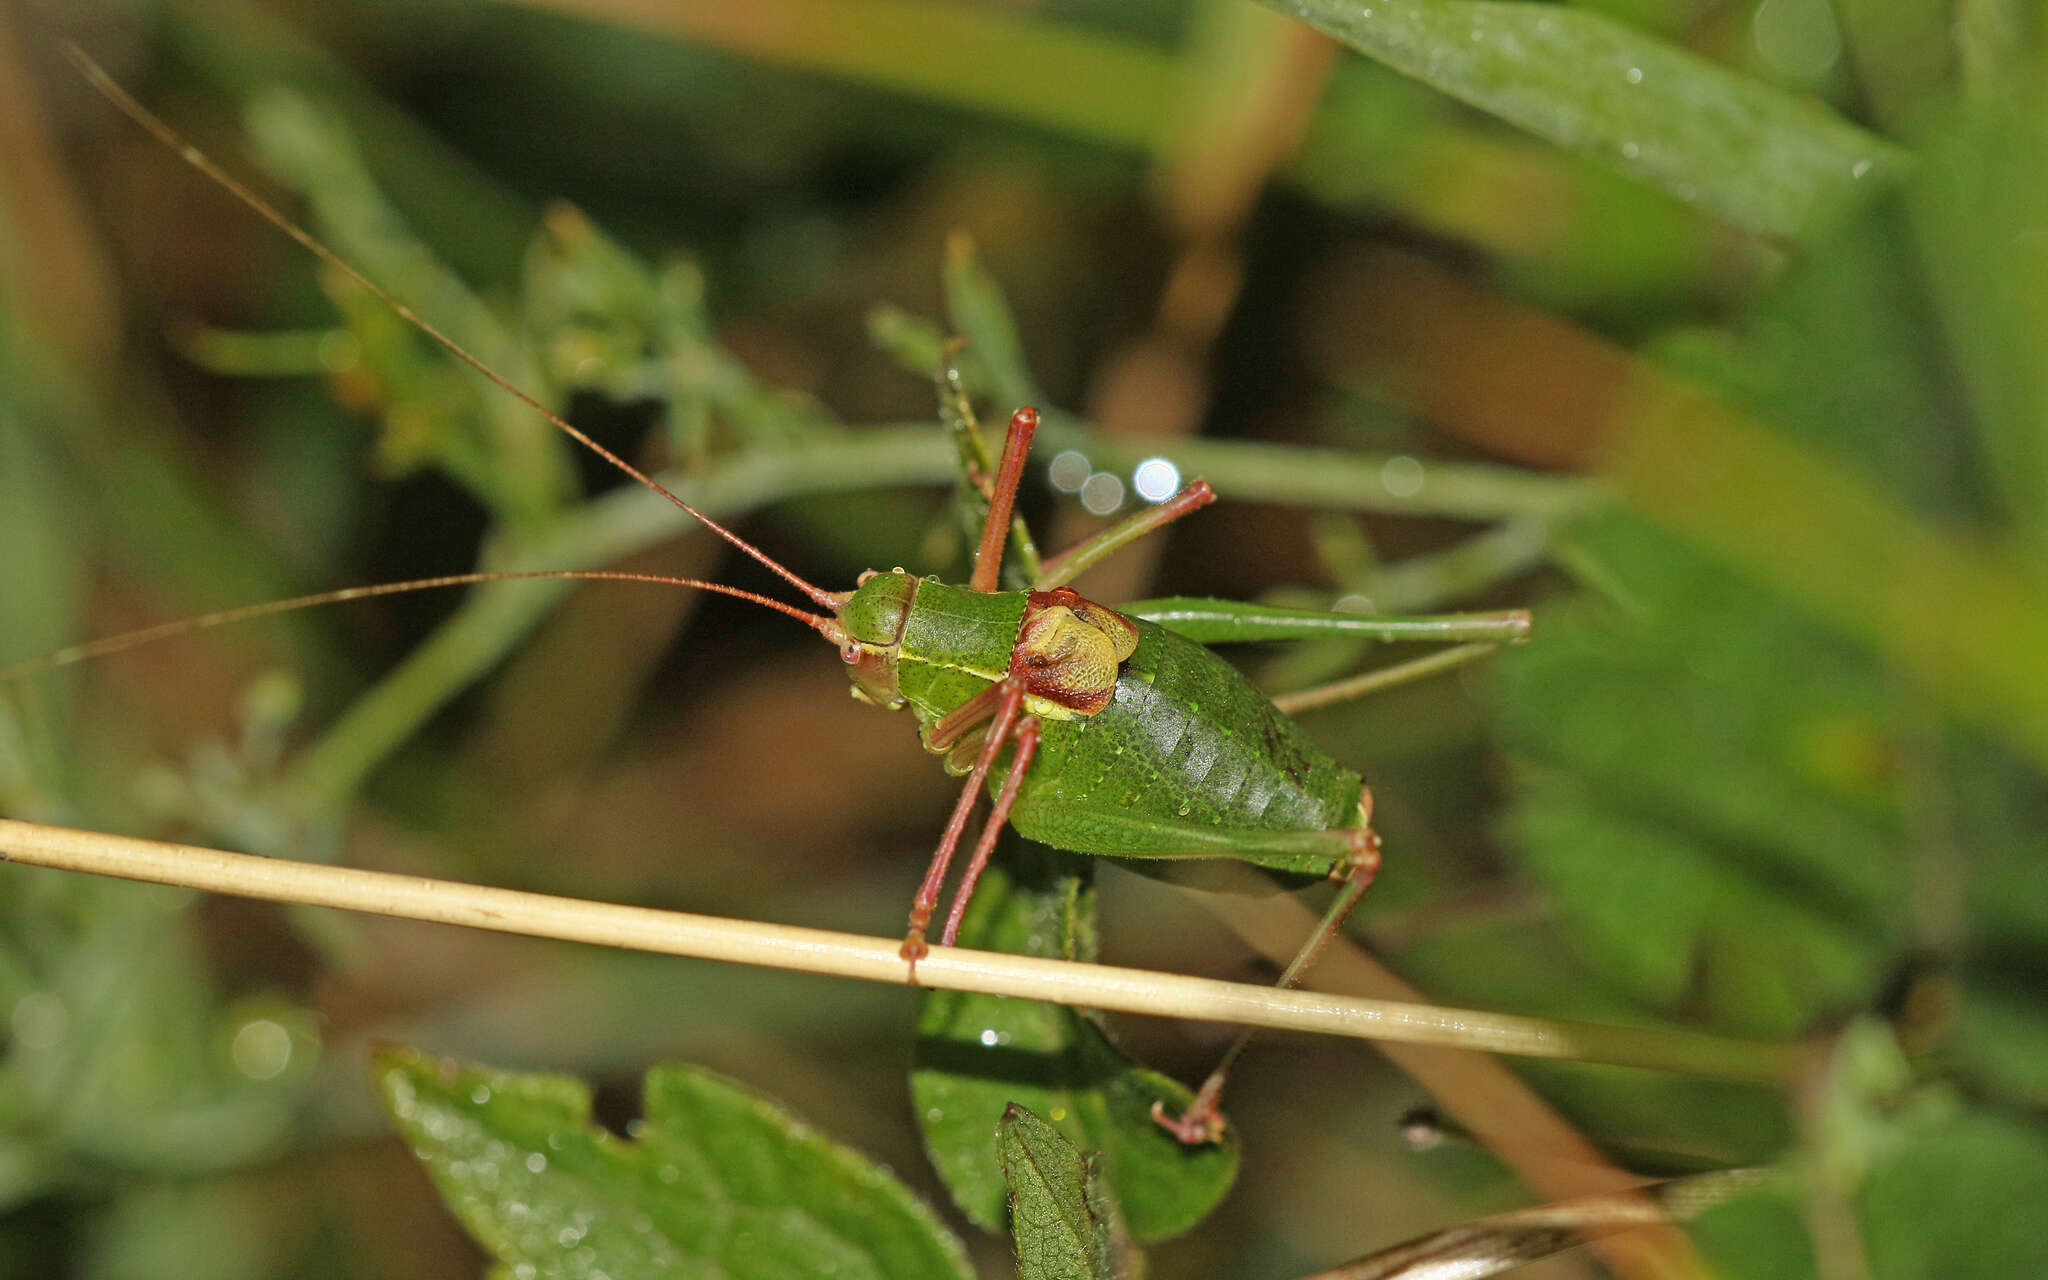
{"left": 842, "top": 643, "right": 904, "bottom": 709}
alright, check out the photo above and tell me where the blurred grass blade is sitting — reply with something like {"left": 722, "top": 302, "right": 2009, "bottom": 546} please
{"left": 375, "top": 1047, "right": 974, "bottom": 1280}
{"left": 1258, "top": 0, "right": 1905, "bottom": 239}
{"left": 1303, "top": 1168, "right": 1769, "bottom": 1279}
{"left": 944, "top": 233, "right": 1041, "bottom": 409}
{"left": 999, "top": 1104, "right": 1132, "bottom": 1280}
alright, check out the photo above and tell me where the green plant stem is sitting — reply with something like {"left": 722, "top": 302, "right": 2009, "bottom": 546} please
{"left": 281, "top": 427, "right": 950, "bottom": 812}
{"left": 1302, "top": 1168, "right": 1771, "bottom": 1279}
{"left": 1363, "top": 515, "right": 1554, "bottom": 611}
{"left": 1272, "top": 641, "right": 1499, "bottom": 715}
{"left": 1037, "top": 416, "right": 1603, "bottom": 521}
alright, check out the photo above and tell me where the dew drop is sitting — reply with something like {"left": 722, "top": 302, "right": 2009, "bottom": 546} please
{"left": 526, "top": 1152, "right": 548, "bottom": 1174}
{"left": 1379, "top": 454, "right": 1425, "bottom": 498}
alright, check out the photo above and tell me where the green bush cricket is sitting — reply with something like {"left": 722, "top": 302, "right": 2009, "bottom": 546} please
{"left": 19, "top": 47, "right": 1533, "bottom": 1144}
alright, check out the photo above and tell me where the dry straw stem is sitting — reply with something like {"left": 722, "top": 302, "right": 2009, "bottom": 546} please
{"left": 0, "top": 818, "right": 1802, "bottom": 1082}
{"left": 1301, "top": 1168, "right": 1770, "bottom": 1280}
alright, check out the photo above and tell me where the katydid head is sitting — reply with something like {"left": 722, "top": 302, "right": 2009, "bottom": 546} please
{"left": 835, "top": 570, "right": 920, "bottom": 710}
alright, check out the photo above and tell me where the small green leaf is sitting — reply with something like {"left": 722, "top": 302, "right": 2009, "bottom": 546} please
{"left": 1260, "top": 0, "right": 1904, "bottom": 240}
{"left": 998, "top": 1105, "right": 1126, "bottom": 1280}
{"left": 912, "top": 845, "right": 1237, "bottom": 1244}
{"left": 375, "top": 1046, "right": 972, "bottom": 1280}
{"left": 1858, "top": 1108, "right": 2048, "bottom": 1278}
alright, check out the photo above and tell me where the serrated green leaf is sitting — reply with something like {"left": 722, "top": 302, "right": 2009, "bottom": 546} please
{"left": 998, "top": 1105, "right": 1123, "bottom": 1280}
{"left": 1260, "top": 0, "right": 1904, "bottom": 239}
{"left": 912, "top": 846, "right": 1236, "bottom": 1244}
{"left": 375, "top": 1046, "right": 972, "bottom": 1280}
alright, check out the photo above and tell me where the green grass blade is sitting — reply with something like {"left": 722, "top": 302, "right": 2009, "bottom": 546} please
{"left": 1259, "top": 0, "right": 1906, "bottom": 239}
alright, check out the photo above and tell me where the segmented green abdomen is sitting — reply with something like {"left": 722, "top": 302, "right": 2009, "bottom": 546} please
{"left": 1009, "top": 621, "right": 1362, "bottom": 872}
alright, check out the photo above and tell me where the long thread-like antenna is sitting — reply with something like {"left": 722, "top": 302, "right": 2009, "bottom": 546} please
{"left": 61, "top": 43, "right": 844, "bottom": 612}
{"left": 0, "top": 570, "right": 844, "bottom": 682}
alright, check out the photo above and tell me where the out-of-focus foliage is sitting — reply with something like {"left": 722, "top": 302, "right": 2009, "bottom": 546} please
{"left": 3, "top": 0, "right": 2047, "bottom": 1276}
{"left": 913, "top": 845, "right": 1239, "bottom": 1244}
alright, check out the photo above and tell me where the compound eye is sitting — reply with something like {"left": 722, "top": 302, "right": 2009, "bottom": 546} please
{"left": 842, "top": 643, "right": 904, "bottom": 709}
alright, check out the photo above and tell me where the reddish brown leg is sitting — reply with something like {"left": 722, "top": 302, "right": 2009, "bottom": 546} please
{"left": 969, "top": 408, "right": 1039, "bottom": 593}
{"left": 924, "top": 679, "right": 1009, "bottom": 754}
{"left": 938, "top": 715, "right": 1043, "bottom": 946}
{"left": 1153, "top": 787, "right": 1382, "bottom": 1144}
{"left": 902, "top": 677, "right": 1028, "bottom": 966}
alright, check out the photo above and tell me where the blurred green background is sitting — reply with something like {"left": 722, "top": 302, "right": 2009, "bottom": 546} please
{"left": 2, "top": 0, "right": 2046, "bottom": 1276}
